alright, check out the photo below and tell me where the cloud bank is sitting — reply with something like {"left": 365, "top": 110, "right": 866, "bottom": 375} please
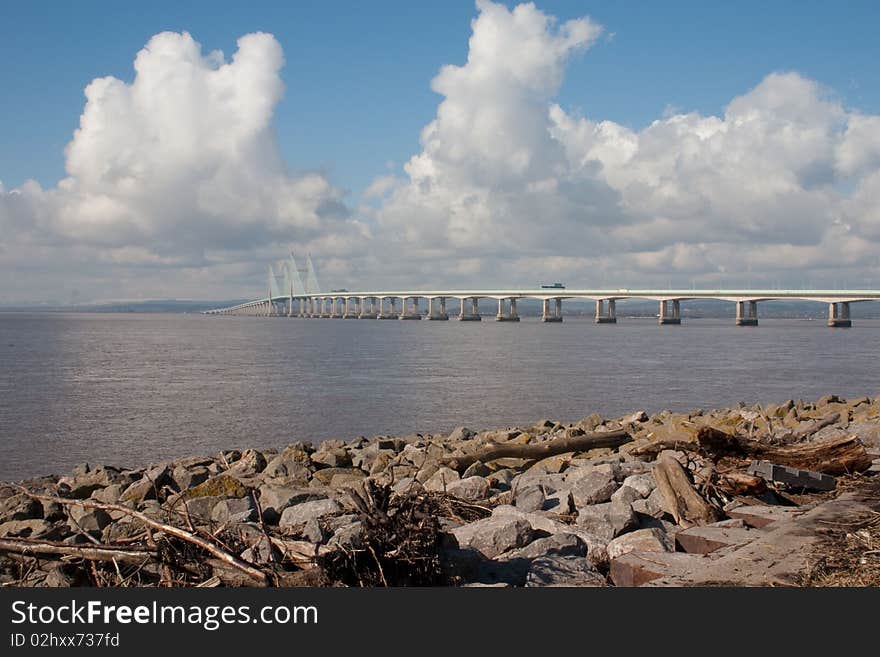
{"left": 3, "top": 0, "right": 880, "bottom": 301}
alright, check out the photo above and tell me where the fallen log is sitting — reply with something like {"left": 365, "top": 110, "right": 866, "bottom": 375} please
{"left": 14, "top": 486, "right": 268, "bottom": 585}
{"left": 653, "top": 456, "right": 720, "bottom": 527}
{"left": 696, "top": 427, "right": 872, "bottom": 475}
{"left": 628, "top": 440, "right": 701, "bottom": 459}
{"left": 439, "top": 429, "right": 631, "bottom": 472}
{"left": 0, "top": 537, "right": 155, "bottom": 564}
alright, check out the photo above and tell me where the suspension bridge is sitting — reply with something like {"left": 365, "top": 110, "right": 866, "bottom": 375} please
{"left": 204, "top": 253, "right": 880, "bottom": 327}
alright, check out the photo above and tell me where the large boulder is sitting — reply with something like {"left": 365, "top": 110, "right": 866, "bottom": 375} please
{"left": 449, "top": 516, "right": 534, "bottom": 559}
{"left": 569, "top": 467, "right": 619, "bottom": 508}
{"left": 606, "top": 527, "right": 673, "bottom": 561}
{"left": 0, "top": 494, "right": 42, "bottom": 522}
{"left": 423, "top": 467, "right": 461, "bottom": 493}
{"left": 311, "top": 447, "right": 352, "bottom": 469}
{"left": 211, "top": 497, "right": 258, "bottom": 524}
{"left": 576, "top": 501, "right": 637, "bottom": 541}
{"left": 525, "top": 556, "right": 606, "bottom": 587}
{"left": 279, "top": 499, "right": 341, "bottom": 528}
{"left": 67, "top": 503, "right": 112, "bottom": 534}
{"left": 446, "top": 476, "right": 490, "bottom": 501}
{"left": 258, "top": 485, "right": 324, "bottom": 524}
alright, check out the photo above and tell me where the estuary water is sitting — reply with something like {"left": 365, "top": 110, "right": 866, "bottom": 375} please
{"left": 1, "top": 312, "right": 878, "bottom": 480}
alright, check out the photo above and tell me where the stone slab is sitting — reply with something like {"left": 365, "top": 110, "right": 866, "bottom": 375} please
{"left": 610, "top": 551, "right": 709, "bottom": 587}
{"left": 675, "top": 525, "right": 761, "bottom": 554}
{"left": 727, "top": 505, "right": 804, "bottom": 529}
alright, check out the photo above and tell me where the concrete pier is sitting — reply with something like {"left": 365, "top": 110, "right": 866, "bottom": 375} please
{"left": 459, "top": 297, "right": 481, "bottom": 321}
{"left": 828, "top": 301, "right": 852, "bottom": 327}
{"left": 659, "top": 299, "right": 681, "bottom": 325}
{"left": 595, "top": 299, "right": 617, "bottom": 324}
{"left": 427, "top": 297, "right": 449, "bottom": 320}
{"left": 343, "top": 297, "right": 359, "bottom": 319}
{"left": 399, "top": 296, "right": 422, "bottom": 320}
{"left": 378, "top": 297, "right": 398, "bottom": 319}
{"left": 542, "top": 298, "right": 563, "bottom": 322}
{"left": 359, "top": 296, "right": 378, "bottom": 319}
{"left": 736, "top": 300, "right": 758, "bottom": 326}
{"left": 495, "top": 297, "right": 520, "bottom": 322}
{"left": 320, "top": 297, "right": 332, "bottom": 318}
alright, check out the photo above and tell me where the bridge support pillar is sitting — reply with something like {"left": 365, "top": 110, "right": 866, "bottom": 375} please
{"left": 400, "top": 296, "right": 422, "bottom": 319}
{"left": 659, "top": 299, "right": 681, "bottom": 325}
{"left": 595, "top": 299, "right": 617, "bottom": 323}
{"left": 378, "top": 297, "right": 397, "bottom": 319}
{"left": 828, "top": 302, "right": 852, "bottom": 327}
{"left": 359, "top": 296, "right": 378, "bottom": 319}
{"left": 736, "top": 300, "right": 758, "bottom": 326}
{"left": 459, "top": 297, "right": 481, "bottom": 321}
{"left": 427, "top": 297, "right": 449, "bottom": 320}
{"left": 343, "top": 298, "right": 358, "bottom": 319}
{"left": 496, "top": 297, "right": 520, "bottom": 321}
{"left": 542, "top": 298, "right": 563, "bottom": 322}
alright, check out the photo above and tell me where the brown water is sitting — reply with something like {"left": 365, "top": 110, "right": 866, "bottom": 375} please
{"left": 1, "top": 312, "right": 878, "bottom": 480}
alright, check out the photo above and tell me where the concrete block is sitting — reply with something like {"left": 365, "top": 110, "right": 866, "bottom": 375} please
{"left": 747, "top": 460, "right": 836, "bottom": 491}
{"left": 727, "top": 504, "right": 804, "bottom": 529}
{"left": 610, "top": 551, "right": 708, "bottom": 587}
{"left": 675, "top": 525, "right": 760, "bottom": 554}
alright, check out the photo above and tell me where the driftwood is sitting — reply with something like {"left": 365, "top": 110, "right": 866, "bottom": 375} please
{"left": 697, "top": 427, "right": 872, "bottom": 475}
{"left": 628, "top": 439, "right": 701, "bottom": 459}
{"left": 653, "top": 456, "right": 720, "bottom": 527}
{"left": 716, "top": 471, "right": 768, "bottom": 496}
{"left": 440, "top": 429, "right": 631, "bottom": 471}
{"left": 15, "top": 486, "right": 268, "bottom": 585}
{"left": 0, "top": 537, "right": 155, "bottom": 564}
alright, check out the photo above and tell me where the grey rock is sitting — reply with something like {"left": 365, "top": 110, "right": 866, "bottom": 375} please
{"left": 448, "top": 427, "right": 475, "bottom": 442}
{"left": 606, "top": 527, "right": 673, "bottom": 561}
{"left": 0, "top": 494, "right": 42, "bottom": 522}
{"left": 302, "top": 518, "right": 326, "bottom": 543}
{"left": 0, "top": 519, "right": 59, "bottom": 539}
{"left": 211, "top": 497, "right": 257, "bottom": 524}
{"left": 174, "top": 496, "right": 221, "bottom": 524}
{"left": 576, "top": 501, "right": 637, "bottom": 541}
{"left": 487, "top": 469, "right": 516, "bottom": 490}
{"left": 515, "top": 485, "right": 546, "bottom": 513}
{"left": 503, "top": 533, "right": 587, "bottom": 561}
{"left": 171, "top": 465, "right": 210, "bottom": 491}
{"left": 446, "top": 476, "right": 490, "bottom": 501}
{"left": 525, "top": 556, "right": 606, "bottom": 587}
{"left": 423, "top": 467, "right": 461, "bottom": 493}
{"left": 67, "top": 504, "right": 112, "bottom": 534}
{"left": 514, "top": 472, "right": 566, "bottom": 494}
{"left": 259, "top": 485, "right": 325, "bottom": 524}
{"left": 279, "top": 499, "right": 341, "bottom": 527}
{"left": 462, "top": 461, "right": 492, "bottom": 478}
{"left": 632, "top": 496, "right": 664, "bottom": 519}
{"left": 311, "top": 447, "right": 352, "bottom": 469}
{"left": 543, "top": 489, "right": 573, "bottom": 515}
{"left": 240, "top": 535, "right": 276, "bottom": 565}
{"left": 450, "top": 516, "right": 534, "bottom": 559}
{"left": 90, "top": 484, "right": 124, "bottom": 505}
{"left": 328, "top": 521, "right": 364, "bottom": 549}
{"left": 227, "top": 449, "right": 268, "bottom": 478}
{"left": 611, "top": 485, "right": 642, "bottom": 506}
{"left": 570, "top": 468, "right": 619, "bottom": 508}
{"left": 621, "top": 473, "right": 655, "bottom": 497}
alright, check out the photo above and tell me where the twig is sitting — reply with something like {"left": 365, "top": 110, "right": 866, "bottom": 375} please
{"left": 13, "top": 485, "right": 268, "bottom": 585}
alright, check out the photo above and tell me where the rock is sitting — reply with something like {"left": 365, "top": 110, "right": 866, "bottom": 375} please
{"left": 621, "top": 473, "right": 655, "bottom": 498}
{"left": 423, "top": 467, "right": 461, "bottom": 493}
{"left": 240, "top": 535, "right": 276, "bottom": 565}
{"left": 311, "top": 447, "right": 352, "bottom": 469}
{"left": 65, "top": 503, "right": 111, "bottom": 534}
{"left": 211, "top": 497, "right": 257, "bottom": 524}
{"left": 0, "top": 519, "right": 60, "bottom": 539}
{"left": 171, "top": 465, "right": 210, "bottom": 491}
{"left": 279, "top": 499, "right": 341, "bottom": 528}
{"left": 610, "top": 551, "right": 708, "bottom": 587}
{"left": 58, "top": 464, "right": 127, "bottom": 499}
{"left": 632, "top": 497, "right": 666, "bottom": 520}
{"left": 311, "top": 468, "right": 365, "bottom": 486}
{"left": 525, "top": 556, "right": 606, "bottom": 587}
{"left": 257, "top": 485, "right": 322, "bottom": 524}
{"left": 610, "top": 485, "right": 642, "bottom": 506}
{"left": 576, "top": 501, "right": 637, "bottom": 541}
{"left": 41, "top": 499, "right": 65, "bottom": 522}
{"left": 90, "top": 484, "right": 124, "bottom": 505}
{"left": 515, "top": 485, "right": 546, "bottom": 513}
{"left": 446, "top": 476, "right": 490, "bottom": 501}
{"left": 263, "top": 445, "right": 313, "bottom": 479}
{"left": 183, "top": 474, "right": 249, "bottom": 500}
{"left": 328, "top": 521, "right": 364, "bottom": 549}
{"left": 487, "top": 469, "right": 516, "bottom": 490}
{"left": 513, "top": 471, "right": 566, "bottom": 493}
{"left": 727, "top": 505, "right": 804, "bottom": 528}
{"left": 543, "top": 489, "right": 573, "bottom": 515}
{"left": 526, "top": 454, "right": 572, "bottom": 475}
{"left": 462, "top": 461, "right": 491, "bottom": 478}
{"left": 227, "top": 449, "right": 267, "bottom": 478}
{"left": 606, "top": 527, "right": 673, "bottom": 561}
{"left": 173, "top": 496, "right": 220, "bottom": 524}
{"left": 450, "top": 516, "right": 534, "bottom": 559}
{"left": 302, "top": 518, "right": 326, "bottom": 543}
{"left": 675, "top": 525, "right": 760, "bottom": 554}
{"left": 503, "top": 533, "right": 587, "bottom": 561}
{"left": 0, "top": 494, "right": 42, "bottom": 522}
{"left": 569, "top": 467, "right": 619, "bottom": 508}
{"left": 448, "top": 427, "right": 475, "bottom": 442}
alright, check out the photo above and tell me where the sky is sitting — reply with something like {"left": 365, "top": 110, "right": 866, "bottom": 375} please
{"left": 2, "top": 0, "right": 880, "bottom": 302}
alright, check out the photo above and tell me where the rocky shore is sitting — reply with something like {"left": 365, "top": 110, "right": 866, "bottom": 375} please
{"left": 2, "top": 394, "right": 879, "bottom": 587}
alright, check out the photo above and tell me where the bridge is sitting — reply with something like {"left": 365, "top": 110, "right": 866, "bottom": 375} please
{"left": 204, "top": 253, "right": 880, "bottom": 327}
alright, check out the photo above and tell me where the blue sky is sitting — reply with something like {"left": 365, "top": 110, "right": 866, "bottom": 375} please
{"left": 2, "top": 0, "right": 879, "bottom": 199}
{"left": 2, "top": 0, "right": 880, "bottom": 301}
